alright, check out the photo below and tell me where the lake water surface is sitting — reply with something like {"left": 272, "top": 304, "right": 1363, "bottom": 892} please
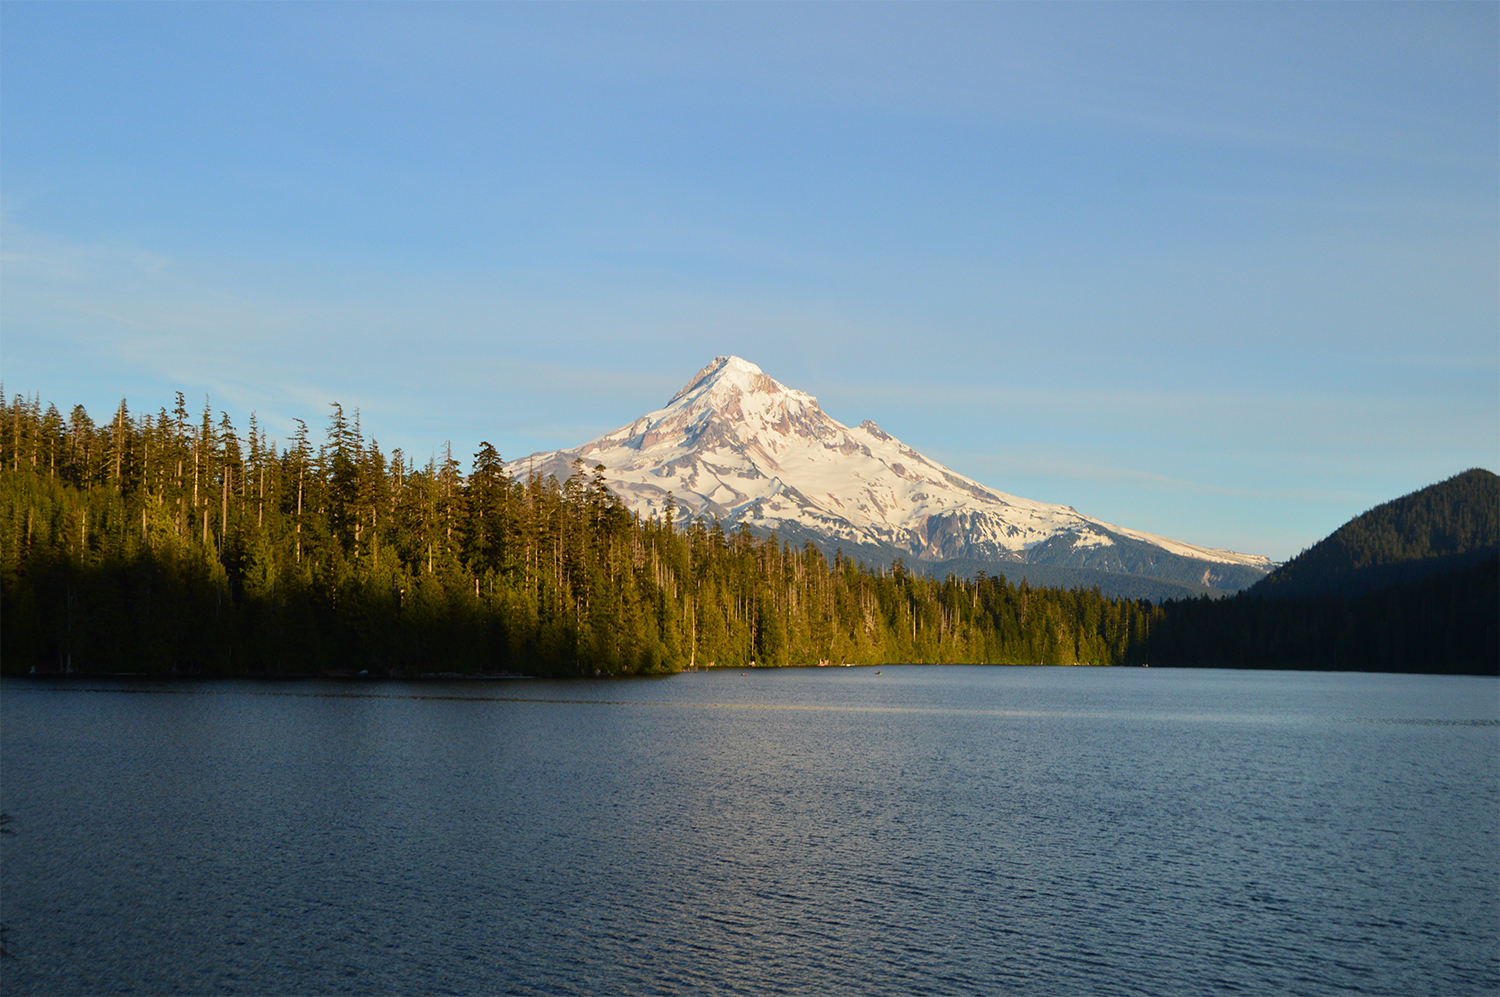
{"left": 2, "top": 666, "right": 1496, "bottom": 995}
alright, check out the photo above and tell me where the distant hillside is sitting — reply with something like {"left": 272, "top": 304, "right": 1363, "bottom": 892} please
{"left": 744, "top": 523, "right": 1231, "bottom": 602}
{"left": 1250, "top": 469, "right": 1499, "bottom": 600}
{"left": 924, "top": 558, "right": 1227, "bottom": 602}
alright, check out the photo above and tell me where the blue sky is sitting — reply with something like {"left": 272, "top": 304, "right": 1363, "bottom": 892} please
{"left": 3, "top": 2, "right": 1495, "bottom": 562}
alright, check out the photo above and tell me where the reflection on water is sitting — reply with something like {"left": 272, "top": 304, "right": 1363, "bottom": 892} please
{"left": 2, "top": 667, "right": 1497, "bottom": 996}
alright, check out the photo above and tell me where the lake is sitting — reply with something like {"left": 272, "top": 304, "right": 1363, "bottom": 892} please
{"left": 2, "top": 666, "right": 1496, "bottom": 995}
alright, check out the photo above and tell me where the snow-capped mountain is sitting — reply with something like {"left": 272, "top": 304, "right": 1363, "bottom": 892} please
{"left": 509, "top": 357, "right": 1274, "bottom": 592}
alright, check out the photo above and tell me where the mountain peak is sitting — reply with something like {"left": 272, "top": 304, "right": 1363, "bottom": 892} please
{"left": 668, "top": 355, "right": 816, "bottom": 410}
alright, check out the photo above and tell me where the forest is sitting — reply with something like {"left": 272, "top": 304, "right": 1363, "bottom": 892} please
{"left": 1145, "top": 556, "right": 1496, "bottom": 675}
{"left": 0, "top": 392, "right": 1159, "bottom": 678}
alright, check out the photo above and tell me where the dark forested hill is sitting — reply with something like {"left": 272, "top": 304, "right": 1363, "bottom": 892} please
{"left": 1147, "top": 469, "right": 1499, "bottom": 675}
{"left": 1250, "top": 469, "right": 1499, "bottom": 600}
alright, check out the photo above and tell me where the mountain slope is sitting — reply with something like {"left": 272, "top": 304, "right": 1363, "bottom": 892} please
{"left": 509, "top": 356, "right": 1273, "bottom": 592}
{"left": 1249, "top": 468, "right": 1500, "bottom": 600}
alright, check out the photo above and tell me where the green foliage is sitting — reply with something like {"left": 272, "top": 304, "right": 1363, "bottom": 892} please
{"left": 0, "top": 391, "right": 1159, "bottom": 677}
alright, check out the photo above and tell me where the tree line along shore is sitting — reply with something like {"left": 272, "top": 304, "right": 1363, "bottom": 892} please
{"left": 1, "top": 393, "right": 1492, "bottom": 678}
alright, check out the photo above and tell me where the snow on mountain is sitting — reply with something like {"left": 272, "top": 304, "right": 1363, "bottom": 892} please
{"left": 508, "top": 357, "right": 1274, "bottom": 583}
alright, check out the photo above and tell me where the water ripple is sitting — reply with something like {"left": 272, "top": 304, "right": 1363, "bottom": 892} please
{"left": 2, "top": 668, "right": 1496, "bottom": 995}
